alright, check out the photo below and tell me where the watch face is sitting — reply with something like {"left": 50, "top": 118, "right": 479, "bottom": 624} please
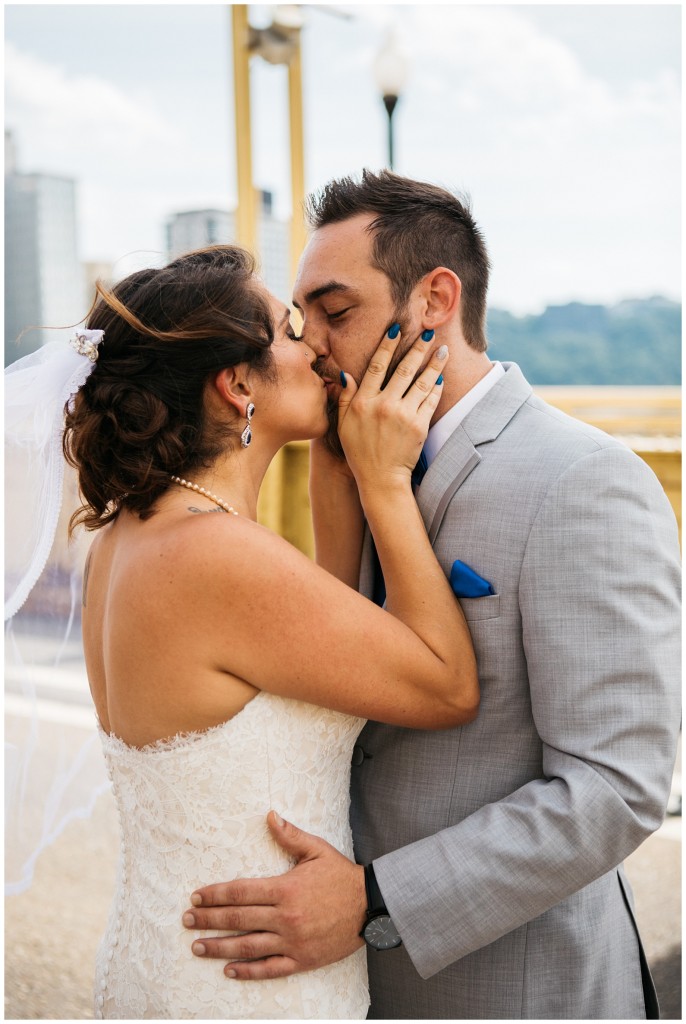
{"left": 364, "top": 914, "right": 402, "bottom": 950}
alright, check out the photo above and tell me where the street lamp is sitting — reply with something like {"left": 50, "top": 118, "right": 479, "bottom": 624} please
{"left": 373, "top": 28, "right": 411, "bottom": 170}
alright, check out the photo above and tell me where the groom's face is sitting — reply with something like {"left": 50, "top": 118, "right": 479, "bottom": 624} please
{"left": 293, "top": 213, "right": 415, "bottom": 391}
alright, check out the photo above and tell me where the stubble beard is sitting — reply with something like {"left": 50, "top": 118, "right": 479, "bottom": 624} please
{"left": 323, "top": 392, "right": 346, "bottom": 459}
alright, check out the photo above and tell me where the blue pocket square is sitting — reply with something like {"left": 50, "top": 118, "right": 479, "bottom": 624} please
{"left": 450, "top": 560, "right": 495, "bottom": 599}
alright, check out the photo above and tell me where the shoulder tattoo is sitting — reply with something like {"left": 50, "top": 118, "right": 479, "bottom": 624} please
{"left": 188, "top": 505, "right": 224, "bottom": 514}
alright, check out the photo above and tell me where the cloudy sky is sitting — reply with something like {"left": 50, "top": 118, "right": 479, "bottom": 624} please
{"left": 5, "top": 2, "right": 681, "bottom": 313}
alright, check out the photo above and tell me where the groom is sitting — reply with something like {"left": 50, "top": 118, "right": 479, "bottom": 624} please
{"left": 184, "top": 171, "right": 681, "bottom": 1018}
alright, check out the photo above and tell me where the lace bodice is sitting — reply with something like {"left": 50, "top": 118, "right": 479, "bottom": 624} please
{"left": 94, "top": 691, "right": 369, "bottom": 1019}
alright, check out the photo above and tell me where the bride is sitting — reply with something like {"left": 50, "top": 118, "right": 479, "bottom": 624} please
{"left": 23, "top": 245, "right": 478, "bottom": 1019}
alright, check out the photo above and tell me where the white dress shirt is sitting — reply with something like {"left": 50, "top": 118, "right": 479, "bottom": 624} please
{"left": 423, "top": 362, "right": 505, "bottom": 468}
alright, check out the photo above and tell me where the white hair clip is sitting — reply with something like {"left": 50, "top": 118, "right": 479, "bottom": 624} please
{"left": 69, "top": 328, "right": 105, "bottom": 362}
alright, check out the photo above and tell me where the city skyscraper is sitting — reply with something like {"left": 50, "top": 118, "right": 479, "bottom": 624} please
{"left": 5, "top": 132, "right": 85, "bottom": 365}
{"left": 165, "top": 191, "right": 291, "bottom": 303}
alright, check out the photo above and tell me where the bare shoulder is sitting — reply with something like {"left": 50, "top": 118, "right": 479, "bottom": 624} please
{"left": 152, "top": 510, "right": 315, "bottom": 589}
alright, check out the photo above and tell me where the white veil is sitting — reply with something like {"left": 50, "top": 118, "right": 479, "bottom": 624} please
{"left": 5, "top": 330, "right": 111, "bottom": 895}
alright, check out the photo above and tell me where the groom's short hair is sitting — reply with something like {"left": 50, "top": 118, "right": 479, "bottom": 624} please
{"left": 305, "top": 169, "right": 490, "bottom": 352}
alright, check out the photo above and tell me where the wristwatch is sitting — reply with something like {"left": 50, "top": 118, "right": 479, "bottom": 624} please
{"left": 360, "top": 863, "right": 402, "bottom": 950}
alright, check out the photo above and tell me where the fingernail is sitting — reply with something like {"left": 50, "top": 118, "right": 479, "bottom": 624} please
{"left": 226, "top": 969, "right": 237, "bottom": 978}
{"left": 273, "top": 811, "right": 285, "bottom": 826}
{"left": 421, "top": 329, "right": 435, "bottom": 342}
{"left": 387, "top": 323, "right": 401, "bottom": 339}
{"left": 339, "top": 371, "right": 347, "bottom": 388}
{"left": 191, "top": 893, "right": 202, "bottom": 907}
{"left": 183, "top": 912, "right": 195, "bottom": 927}
{"left": 437, "top": 345, "right": 448, "bottom": 359}
{"left": 192, "top": 942, "right": 206, "bottom": 956}
{"left": 436, "top": 375, "right": 443, "bottom": 385}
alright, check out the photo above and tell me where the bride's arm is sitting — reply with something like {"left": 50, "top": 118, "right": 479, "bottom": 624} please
{"left": 337, "top": 329, "right": 469, "bottom": 672}
{"left": 190, "top": 330, "right": 478, "bottom": 730}
{"left": 309, "top": 438, "right": 364, "bottom": 587}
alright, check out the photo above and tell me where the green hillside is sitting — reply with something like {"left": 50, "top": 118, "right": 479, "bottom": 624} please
{"left": 486, "top": 297, "right": 681, "bottom": 385}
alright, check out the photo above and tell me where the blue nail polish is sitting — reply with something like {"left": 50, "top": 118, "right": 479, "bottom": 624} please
{"left": 422, "top": 329, "right": 435, "bottom": 342}
{"left": 436, "top": 374, "right": 443, "bottom": 385}
{"left": 387, "top": 323, "right": 401, "bottom": 339}
{"left": 339, "top": 370, "right": 347, "bottom": 388}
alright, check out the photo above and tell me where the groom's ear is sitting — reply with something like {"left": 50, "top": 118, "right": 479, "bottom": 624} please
{"left": 211, "top": 366, "right": 252, "bottom": 418}
{"left": 417, "top": 267, "right": 462, "bottom": 328}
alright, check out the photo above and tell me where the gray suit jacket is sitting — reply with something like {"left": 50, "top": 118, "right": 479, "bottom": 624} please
{"left": 350, "top": 363, "right": 681, "bottom": 1020}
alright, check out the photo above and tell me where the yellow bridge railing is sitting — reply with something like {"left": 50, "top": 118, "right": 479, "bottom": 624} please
{"left": 258, "top": 387, "right": 682, "bottom": 556}
{"left": 536, "top": 387, "right": 681, "bottom": 541}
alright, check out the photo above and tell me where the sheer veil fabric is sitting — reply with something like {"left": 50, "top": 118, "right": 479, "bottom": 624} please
{"left": 5, "top": 335, "right": 108, "bottom": 895}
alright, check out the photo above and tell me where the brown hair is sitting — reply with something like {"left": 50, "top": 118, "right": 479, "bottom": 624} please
{"left": 305, "top": 169, "right": 490, "bottom": 351}
{"left": 63, "top": 245, "right": 274, "bottom": 534}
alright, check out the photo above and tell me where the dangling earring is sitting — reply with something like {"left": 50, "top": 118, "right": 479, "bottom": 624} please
{"left": 241, "top": 403, "right": 255, "bottom": 448}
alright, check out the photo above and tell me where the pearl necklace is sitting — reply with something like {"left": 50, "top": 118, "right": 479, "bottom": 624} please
{"left": 170, "top": 475, "right": 239, "bottom": 515}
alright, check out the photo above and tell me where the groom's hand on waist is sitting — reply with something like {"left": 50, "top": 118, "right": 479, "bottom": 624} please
{"left": 182, "top": 810, "right": 366, "bottom": 980}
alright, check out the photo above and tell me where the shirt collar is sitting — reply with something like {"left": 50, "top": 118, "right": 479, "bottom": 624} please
{"left": 423, "top": 362, "right": 505, "bottom": 467}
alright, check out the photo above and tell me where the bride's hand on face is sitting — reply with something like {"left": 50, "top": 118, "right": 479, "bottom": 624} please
{"left": 337, "top": 327, "right": 447, "bottom": 493}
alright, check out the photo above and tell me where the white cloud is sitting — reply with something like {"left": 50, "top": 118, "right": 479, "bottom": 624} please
{"left": 4, "top": 5, "right": 679, "bottom": 312}
{"left": 5, "top": 42, "right": 175, "bottom": 172}
{"left": 5, "top": 41, "right": 240, "bottom": 261}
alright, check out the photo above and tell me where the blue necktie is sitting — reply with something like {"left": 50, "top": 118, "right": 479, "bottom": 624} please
{"left": 373, "top": 449, "right": 428, "bottom": 606}
{"left": 411, "top": 448, "right": 429, "bottom": 490}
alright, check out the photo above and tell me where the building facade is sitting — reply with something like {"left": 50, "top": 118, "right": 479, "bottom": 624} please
{"left": 165, "top": 191, "right": 290, "bottom": 303}
{"left": 5, "top": 136, "right": 85, "bottom": 365}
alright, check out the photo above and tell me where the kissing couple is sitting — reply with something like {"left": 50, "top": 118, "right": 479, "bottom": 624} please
{"left": 6, "top": 170, "right": 680, "bottom": 1020}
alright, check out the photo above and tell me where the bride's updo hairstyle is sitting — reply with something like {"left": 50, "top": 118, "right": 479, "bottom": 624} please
{"left": 63, "top": 245, "right": 275, "bottom": 534}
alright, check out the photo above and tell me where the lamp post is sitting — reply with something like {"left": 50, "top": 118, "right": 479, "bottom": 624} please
{"left": 231, "top": 6, "right": 256, "bottom": 252}
{"left": 233, "top": 4, "right": 306, "bottom": 287}
{"left": 373, "top": 29, "right": 411, "bottom": 170}
{"left": 230, "top": 4, "right": 308, "bottom": 546}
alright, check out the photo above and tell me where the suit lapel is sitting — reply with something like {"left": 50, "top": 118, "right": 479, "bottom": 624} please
{"left": 417, "top": 429, "right": 481, "bottom": 543}
{"left": 417, "top": 363, "right": 532, "bottom": 542}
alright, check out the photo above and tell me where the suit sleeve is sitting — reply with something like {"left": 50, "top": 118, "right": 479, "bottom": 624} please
{"left": 372, "top": 445, "right": 681, "bottom": 979}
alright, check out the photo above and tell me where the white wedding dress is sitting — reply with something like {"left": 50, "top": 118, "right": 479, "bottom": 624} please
{"left": 93, "top": 690, "right": 370, "bottom": 1019}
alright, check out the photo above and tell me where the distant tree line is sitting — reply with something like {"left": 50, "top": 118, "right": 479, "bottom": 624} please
{"left": 486, "top": 297, "right": 681, "bottom": 385}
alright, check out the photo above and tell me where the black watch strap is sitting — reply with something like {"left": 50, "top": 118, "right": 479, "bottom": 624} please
{"left": 364, "top": 863, "right": 387, "bottom": 916}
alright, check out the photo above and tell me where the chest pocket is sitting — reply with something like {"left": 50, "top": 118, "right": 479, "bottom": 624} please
{"left": 458, "top": 593, "right": 501, "bottom": 621}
